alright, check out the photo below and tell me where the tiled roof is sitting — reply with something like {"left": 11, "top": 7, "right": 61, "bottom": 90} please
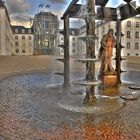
{"left": 36, "top": 12, "right": 56, "bottom": 17}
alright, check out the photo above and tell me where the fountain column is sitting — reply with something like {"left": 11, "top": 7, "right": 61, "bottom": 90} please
{"left": 63, "top": 15, "right": 70, "bottom": 89}
{"left": 116, "top": 19, "right": 122, "bottom": 84}
{"left": 84, "top": 0, "right": 97, "bottom": 104}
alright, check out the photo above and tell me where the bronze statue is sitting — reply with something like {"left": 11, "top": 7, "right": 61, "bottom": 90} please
{"left": 98, "top": 29, "right": 116, "bottom": 76}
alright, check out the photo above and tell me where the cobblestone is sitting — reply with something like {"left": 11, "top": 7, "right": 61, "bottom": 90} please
{"left": 0, "top": 55, "right": 140, "bottom": 140}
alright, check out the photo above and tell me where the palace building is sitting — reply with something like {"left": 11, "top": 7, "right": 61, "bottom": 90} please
{"left": 33, "top": 12, "right": 59, "bottom": 55}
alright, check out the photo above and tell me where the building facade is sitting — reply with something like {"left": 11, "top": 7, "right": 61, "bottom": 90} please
{"left": 57, "top": 28, "right": 79, "bottom": 56}
{"left": 95, "top": 17, "right": 140, "bottom": 57}
{"left": 77, "top": 25, "right": 86, "bottom": 56}
{"left": 0, "top": 0, "right": 14, "bottom": 55}
{"left": 57, "top": 33, "right": 64, "bottom": 55}
{"left": 69, "top": 28, "right": 79, "bottom": 56}
{"left": 121, "top": 17, "right": 140, "bottom": 56}
{"left": 76, "top": 16, "right": 140, "bottom": 57}
{"left": 33, "top": 12, "right": 59, "bottom": 55}
{"left": 12, "top": 26, "right": 34, "bottom": 55}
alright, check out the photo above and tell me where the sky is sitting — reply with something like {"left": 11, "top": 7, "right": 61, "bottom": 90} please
{"left": 5, "top": 0, "right": 140, "bottom": 27}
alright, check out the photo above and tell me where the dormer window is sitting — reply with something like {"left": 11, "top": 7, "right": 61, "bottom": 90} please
{"left": 28, "top": 29, "right": 31, "bottom": 33}
{"left": 72, "top": 31, "right": 75, "bottom": 35}
{"left": 22, "top": 29, "right": 25, "bottom": 33}
{"left": 15, "top": 29, "right": 18, "bottom": 33}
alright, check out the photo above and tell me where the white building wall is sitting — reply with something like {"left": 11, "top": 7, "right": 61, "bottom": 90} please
{"left": 58, "top": 33, "right": 78, "bottom": 56}
{"left": 58, "top": 34, "right": 64, "bottom": 56}
{"left": 58, "top": 17, "right": 140, "bottom": 57}
{"left": 121, "top": 17, "right": 140, "bottom": 56}
{"left": 0, "top": 6, "right": 14, "bottom": 55}
{"left": 5, "top": 15, "right": 14, "bottom": 55}
{"left": 95, "top": 17, "right": 140, "bottom": 57}
{"left": 69, "top": 35, "right": 77, "bottom": 56}
{"left": 76, "top": 27, "right": 86, "bottom": 56}
{"left": 0, "top": 8, "right": 6, "bottom": 54}
{"left": 14, "top": 34, "right": 34, "bottom": 55}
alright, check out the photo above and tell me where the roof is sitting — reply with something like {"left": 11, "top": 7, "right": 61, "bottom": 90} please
{"left": 35, "top": 11, "right": 57, "bottom": 18}
{"left": 11, "top": 26, "right": 33, "bottom": 34}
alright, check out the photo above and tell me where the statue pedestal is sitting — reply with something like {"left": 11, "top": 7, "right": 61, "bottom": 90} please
{"left": 103, "top": 74, "right": 118, "bottom": 87}
{"left": 103, "top": 86, "right": 119, "bottom": 96}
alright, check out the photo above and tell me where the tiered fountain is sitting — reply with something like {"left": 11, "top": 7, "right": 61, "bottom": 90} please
{"left": 59, "top": 0, "right": 125, "bottom": 114}
{"left": 73, "top": 0, "right": 100, "bottom": 105}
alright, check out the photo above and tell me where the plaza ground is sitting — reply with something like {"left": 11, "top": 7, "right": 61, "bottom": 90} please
{"left": 0, "top": 55, "right": 140, "bottom": 79}
{"left": 0, "top": 55, "right": 140, "bottom": 140}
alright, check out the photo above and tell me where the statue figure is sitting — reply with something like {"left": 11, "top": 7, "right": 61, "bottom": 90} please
{"left": 98, "top": 29, "right": 116, "bottom": 76}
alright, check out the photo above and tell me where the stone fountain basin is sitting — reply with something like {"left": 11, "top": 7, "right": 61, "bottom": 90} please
{"left": 0, "top": 72, "right": 140, "bottom": 139}
{"left": 58, "top": 94, "right": 125, "bottom": 114}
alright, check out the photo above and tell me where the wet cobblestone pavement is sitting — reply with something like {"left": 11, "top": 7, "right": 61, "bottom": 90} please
{"left": 0, "top": 71, "right": 140, "bottom": 140}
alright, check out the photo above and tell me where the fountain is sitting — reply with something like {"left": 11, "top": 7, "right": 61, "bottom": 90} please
{"left": 58, "top": 0, "right": 126, "bottom": 114}
{"left": 0, "top": 0, "right": 140, "bottom": 139}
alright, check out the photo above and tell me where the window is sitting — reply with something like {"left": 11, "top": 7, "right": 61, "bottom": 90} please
{"left": 127, "top": 31, "right": 131, "bottom": 38}
{"left": 29, "top": 36, "right": 32, "bottom": 40}
{"left": 72, "top": 42, "right": 76, "bottom": 47}
{"left": 136, "top": 22, "right": 139, "bottom": 28}
{"left": 15, "top": 29, "right": 18, "bottom": 33}
{"left": 127, "top": 21, "right": 131, "bottom": 27}
{"left": 28, "top": 29, "right": 31, "bottom": 33}
{"left": 22, "top": 49, "right": 25, "bottom": 53}
{"left": 96, "top": 30, "right": 99, "bottom": 35}
{"left": 15, "top": 36, "right": 18, "bottom": 39}
{"left": 15, "top": 42, "right": 18, "bottom": 46}
{"left": 102, "top": 27, "right": 105, "bottom": 33}
{"left": 135, "top": 31, "right": 139, "bottom": 39}
{"left": 61, "top": 49, "right": 64, "bottom": 53}
{"left": 135, "top": 43, "right": 139, "bottom": 50}
{"left": 22, "top": 36, "right": 25, "bottom": 39}
{"left": 126, "top": 42, "right": 130, "bottom": 49}
{"left": 73, "top": 37, "right": 75, "bottom": 41}
{"left": 72, "top": 31, "right": 75, "bottom": 35}
{"left": 22, "top": 29, "right": 25, "bottom": 33}
{"left": 15, "top": 48, "right": 19, "bottom": 53}
{"left": 61, "top": 37, "right": 64, "bottom": 41}
{"left": 72, "top": 49, "right": 75, "bottom": 53}
{"left": 108, "top": 25, "right": 111, "bottom": 30}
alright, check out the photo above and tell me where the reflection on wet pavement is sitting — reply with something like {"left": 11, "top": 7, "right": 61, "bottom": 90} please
{"left": 0, "top": 72, "right": 140, "bottom": 140}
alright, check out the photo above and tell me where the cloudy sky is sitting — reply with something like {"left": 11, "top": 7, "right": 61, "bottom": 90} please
{"left": 5, "top": 0, "right": 140, "bottom": 27}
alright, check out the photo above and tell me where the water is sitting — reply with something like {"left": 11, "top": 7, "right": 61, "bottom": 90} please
{"left": 0, "top": 71, "right": 140, "bottom": 139}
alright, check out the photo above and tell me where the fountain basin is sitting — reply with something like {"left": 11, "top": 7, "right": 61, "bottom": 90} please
{"left": 58, "top": 94, "right": 125, "bottom": 114}
{"left": 0, "top": 72, "right": 140, "bottom": 139}
{"left": 76, "top": 58, "right": 100, "bottom": 63}
{"left": 73, "top": 79, "right": 101, "bottom": 86}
